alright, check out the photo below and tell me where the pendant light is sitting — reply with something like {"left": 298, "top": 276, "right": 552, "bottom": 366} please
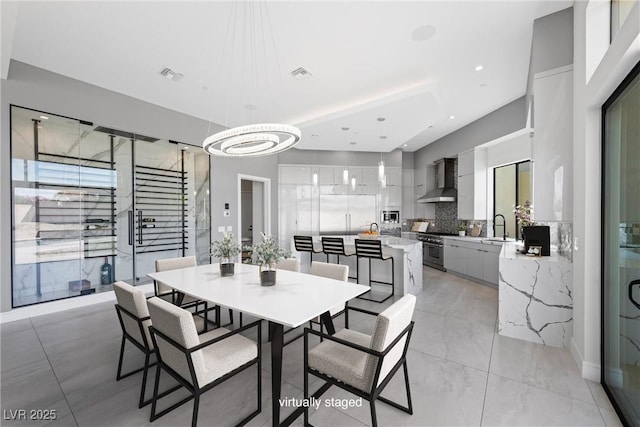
{"left": 342, "top": 127, "right": 349, "bottom": 185}
{"left": 377, "top": 117, "right": 386, "bottom": 182}
{"left": 202, "top": 1, "right": 301, "bottom": 157}
{"left": 312, "top": 145, "right": 318, "bottom": 187}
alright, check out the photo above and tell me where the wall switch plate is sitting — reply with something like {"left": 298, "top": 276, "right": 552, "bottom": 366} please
{"left": 218, "top": 226, "right": 225, "bottom": 232}
{"left": 226, "top": 226, "right": 233, "bottom": 232}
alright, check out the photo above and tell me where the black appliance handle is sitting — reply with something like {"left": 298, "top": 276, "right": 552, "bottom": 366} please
{"left": 127, "top": 210, "right": 133, "bottom": 246}
{"left": 137, "top": 211, "right": 143, "bottom": 245}
{"left": 630, "top": 279, "right": 640, "bottom": 310}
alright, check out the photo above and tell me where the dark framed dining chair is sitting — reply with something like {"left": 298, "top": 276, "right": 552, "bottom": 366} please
{"left": 147, "top": 297, "right": 262, "bottom": 427}
{"left": 303, "top": 294, "right": 416, "bottom": 427}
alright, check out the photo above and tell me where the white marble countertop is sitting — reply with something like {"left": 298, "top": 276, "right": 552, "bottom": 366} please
{"left": 442, "top": 236, "right": 515, "bottom": 246}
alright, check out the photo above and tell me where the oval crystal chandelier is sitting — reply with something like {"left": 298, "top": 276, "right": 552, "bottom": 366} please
{"left": 202, "top": 1, "right": 301, "bottom": 157}
{"left": 203, "top": 124, "right": 301, "bottom": 157}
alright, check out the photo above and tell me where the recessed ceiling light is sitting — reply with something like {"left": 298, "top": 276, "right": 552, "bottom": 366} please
{"left": 480, "top": 83, "right": 487, "bottom": 87}
{"left": 449, "top": 115, "right": 455, "bottom": 120}
{"left": 428, "top": 125, "right": 433, "bottom": 128}
{"left": 159, "top": 66, "right": 183, "bottom": 82}
{"left": 377, "top": 117, "right": 386, "bottom": 122}
{"left": 403, "top": 144, "right": 408, "bottom": 147}
{"left": 290, "top": 67, "right": 313, "bottom": 80}
{"left": 475, "top": 65, "right": 484, "bottom": 71}
{"left": 350, "top": 142, "right": 356, "bottom": 145}
{"left": 341, "top": 127, "right": 349, "bottom": 131}
{"left": 379, "top": 136, "right": 387, "bottom": 139}
{"left": 39, "top": 115, "right": 48, "bottom": 120}
{"left": 411, "top": 25, "right": 436, "bottom": 42}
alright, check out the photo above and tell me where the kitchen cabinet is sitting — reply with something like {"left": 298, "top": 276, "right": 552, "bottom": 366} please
{"left": 280, "top": 165, "right": 312, "bottom": 185}
{"left": 532, "top": 66, "right": 573, "bottom": 221}
{"left": 443, "top": 238, "right": 502, "bottom": 286}
{"left": 414, "top": 165, "right": 436, "bottom": 218}
{"left": 456, "top": 148, "right": 487, "bottom": 220}
{"left": 385, "top": 167, "right": 402, "bottom": 186}
{"left": 402, "top": 170, "right": 414, "bottom": 219}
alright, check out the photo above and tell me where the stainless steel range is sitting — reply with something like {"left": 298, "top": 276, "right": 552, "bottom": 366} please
{"left": 418, "top": 232, "right": 456, "bottom": 271}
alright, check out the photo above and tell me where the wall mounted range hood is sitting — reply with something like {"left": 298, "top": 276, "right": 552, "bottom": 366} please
{"left": 417, "top": 158, "right": 457, "bottom": 203}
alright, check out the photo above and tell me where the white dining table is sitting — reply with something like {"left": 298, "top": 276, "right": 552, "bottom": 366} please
{"left": 147, "top": 262, "right": 370, "bottom": 427}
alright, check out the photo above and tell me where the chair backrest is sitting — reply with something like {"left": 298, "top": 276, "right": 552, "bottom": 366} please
{"left": 354, "top": 239, "right": 383, "bottom": 259}
{"left": 365, "top": 294, "right": 416, "bottom": 389}
{"left": 309, "top": 261, "right": 349, "bottom": 282}
{"left": 154, "top": 256, "right": 197, "bottom": 295}
{"left": 147, "top": 297, "right": 206, "bottom": 386}
{"left": 113, "top": 281, "right": 153, "bottom": 349}
{"left": 276, "top": 258, "right": 301, "bottom": 272}
{"left": 321, "top": 237, "right": 347, "bottom": 256}
{"left": 293, "top": 235, "right": 315, "bottom": 253}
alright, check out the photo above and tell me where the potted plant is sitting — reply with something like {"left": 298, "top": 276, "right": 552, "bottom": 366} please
{"left": 458, "top": 221, "right": 468, "bottom": 236}
{"left": 211, "top": 231, "right": 242, "bottom": 276}
{"left": 513, "top": 200, "right": 535, "bottom": 240}
{"left": 249, "top": 233, "right": 288, "bottom": 286}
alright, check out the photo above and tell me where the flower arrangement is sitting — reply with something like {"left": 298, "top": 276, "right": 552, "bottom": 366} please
{"left": 249, "top": 233, "right": 288, "bottom": 271}
{"left": 458, "top": 220, "right": 468, "bottom": 231}
{"left": 211, "top": 231, "right": 242, "bottom": 263}
{"left": 513, "top": 200, "right": 535, "bottom": 227}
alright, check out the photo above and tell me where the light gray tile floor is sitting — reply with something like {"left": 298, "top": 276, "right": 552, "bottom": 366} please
{"left": 0, "top": 268, "right": 623, "bottom": 426}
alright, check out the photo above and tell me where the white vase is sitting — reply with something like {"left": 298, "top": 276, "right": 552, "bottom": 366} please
{"left": 458, "top": 231, "right": 466, "bottom": 236}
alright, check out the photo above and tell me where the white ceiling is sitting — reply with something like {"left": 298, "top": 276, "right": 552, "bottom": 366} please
{"left": 6, "top": 0, "right": 572, "bottom": 152}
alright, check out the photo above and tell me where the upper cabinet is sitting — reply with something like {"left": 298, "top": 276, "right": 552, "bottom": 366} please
{"left": 402, "top": 170, "right": 414, "bottom": 219}
{"left": 532, "top": 66, "right": 573, "bottom": 221}
{"left": 280, "top": 165, "right": 311, "bottom": 185}
{"left": 457, "top": 148, "right": 487, "bottom": 220}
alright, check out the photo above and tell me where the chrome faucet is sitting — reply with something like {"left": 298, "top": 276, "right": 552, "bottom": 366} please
{"left": 370, "top": 222, "right": 379, "bottom": 233}
{"left": 494, "top": 214, "right": 507, "bottom": 240}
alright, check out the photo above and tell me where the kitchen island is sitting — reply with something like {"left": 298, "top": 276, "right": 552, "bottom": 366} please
{"left": 291, "top": 235, "right": 423, "bottom": 296}
{"left": 498, "top": 242, "right": 573, "bottom": 349}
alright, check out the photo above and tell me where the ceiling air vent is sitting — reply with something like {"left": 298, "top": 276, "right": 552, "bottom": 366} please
{"left": 290, "top": 67, "right": 313, "bottom": 80}
{"left": 159, "top": 66, "right": 183, "bottom": 82}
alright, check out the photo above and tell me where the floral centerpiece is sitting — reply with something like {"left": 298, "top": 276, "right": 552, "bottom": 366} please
{"left": 513, "top": 200, "right": 535, "bottom": 240}
{"left": 248, "top": 233, "right": 288, "bottom": 286}
{"left": 211, "top": 231, "right": 242, "bottom": 276}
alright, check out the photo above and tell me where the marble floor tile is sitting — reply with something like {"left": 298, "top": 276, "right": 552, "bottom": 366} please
{"left": 490, "top": 333, "right": 595, "bottom": 404}
{"left": 410, "top": 309, "right": 495, "bottom": 371}
{"left": 1, "top": 318, "right": 33, "bottom": 335}
{"left": 0, "top": 357, "right": 74, "bottom": 427}
{"left": 1, "top": 325, "right": 48, "bottom": 373}
{"left": 599, "top": 408, "right": 623, "bottom": 427}
{"left": 587, "top": 380, "right": 617, "bottom": 411}
{"left": 482, "top": 374, "right": 605, "bottom": 426}
{"left": 326, "top": 349, "right": 488, "bottom": 426}
{"left": 2, "top": 269, "right": 625, "bottom": 426}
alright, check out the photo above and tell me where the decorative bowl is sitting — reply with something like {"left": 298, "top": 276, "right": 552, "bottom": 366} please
{"left": 357, "top": 233, "right": 379, "bottom": 240}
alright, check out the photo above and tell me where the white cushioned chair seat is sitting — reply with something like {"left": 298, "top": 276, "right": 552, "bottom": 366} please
{"left": 195, "top": 328, "right": 258, "bottom": 387}
{"left": 308, "top": 328, "right": 372, "bottom": 392}
{"left": 275, "top": 258, "right": 300, "bottom": 272}
{"left": 148, "top": 297, "right": 257, "bottom": 388}
{"left": 155, "top": 256, "right": 199, "bottom": 304}
{"left": 309, "top": 261, "right": 349, "bottom": 319}
{"left": 113, "top": 281, "right": 154, "bottom": 350}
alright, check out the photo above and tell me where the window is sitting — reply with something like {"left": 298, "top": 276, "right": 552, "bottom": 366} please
{"left": 493, "top": 161, "right": 532, "bottom": 240}
{"left": 611, "top": 0, "right": 635, "bottom": 40}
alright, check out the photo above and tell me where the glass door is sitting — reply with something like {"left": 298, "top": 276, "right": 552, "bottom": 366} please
{"left": 602, "top": 61, "right": 640, "bottom": 427}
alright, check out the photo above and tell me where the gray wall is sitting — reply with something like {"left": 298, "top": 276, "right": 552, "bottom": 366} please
{"left": 277, "top": 147, "right": 402, "bottom": 167}
{"left": 526, "top": 7, "right": 574, "bottom": 110}
{"left": 402, "top": 151, "right": 415, "bottom": 170}
{"left": 413, "top": 96, "right": 527, "bottom": 168}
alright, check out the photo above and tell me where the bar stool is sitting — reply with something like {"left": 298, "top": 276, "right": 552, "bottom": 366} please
{"left": 294, "top": 235, "right": 322, "bottom": 269}
{"left": 321, "top": 237, "right": 357, "bottom": 281}
{"left": 354, "top": 238, "right": 394, "bottom": 303}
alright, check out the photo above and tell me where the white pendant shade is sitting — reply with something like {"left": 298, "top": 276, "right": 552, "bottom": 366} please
{"left": 343, "top": 168, "right": 349, "bottom": 185}
{"left": 378, "top": 160, "right": 385, "bottom": 181}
